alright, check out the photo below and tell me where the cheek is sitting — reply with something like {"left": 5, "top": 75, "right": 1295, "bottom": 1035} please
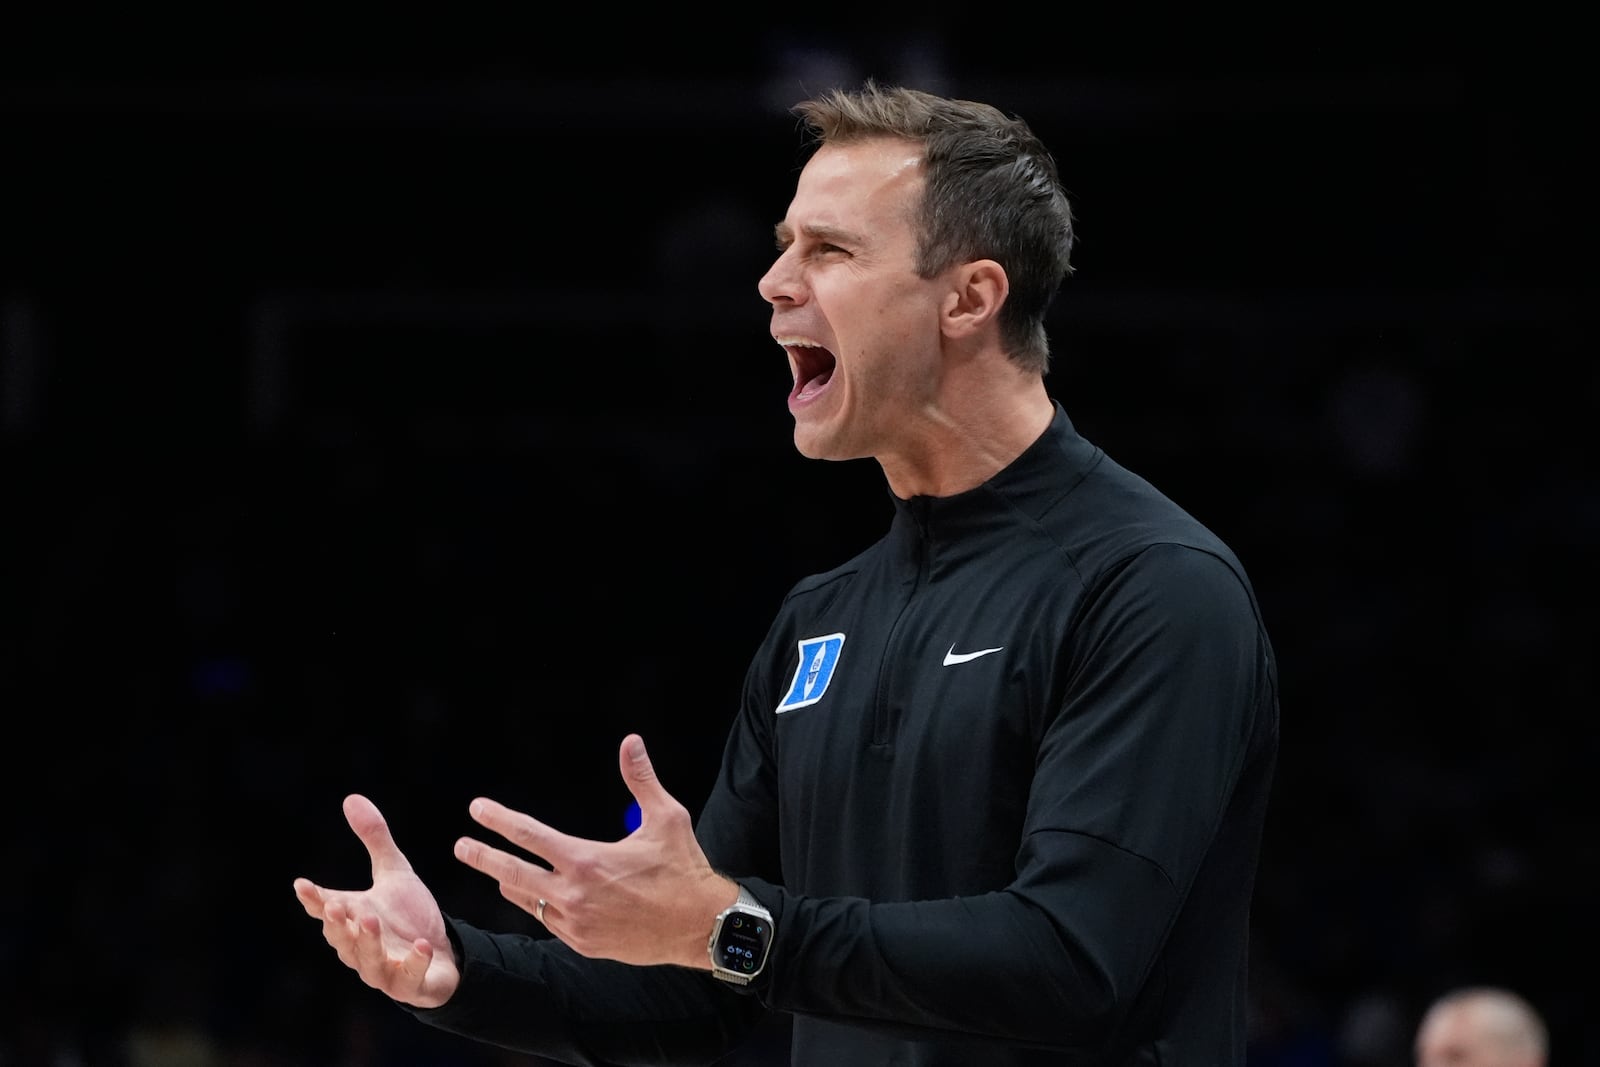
{"left": 874, "top": 305, "right": 941, "bottom": 366}
{"left": 823, "top": 281, "right": 940, "bottom": 376}
{"left": 857, "top": 284, "right": 932, "bottom": 343}
{"left": 886, "top": 279, "right": 945, "bottom": 334}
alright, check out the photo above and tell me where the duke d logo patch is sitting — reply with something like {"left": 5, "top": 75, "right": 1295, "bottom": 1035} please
{"left": 776, "top": 633, "right": 845, "bottom": 713}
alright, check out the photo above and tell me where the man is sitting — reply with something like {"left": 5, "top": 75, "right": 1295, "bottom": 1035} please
{"left": 294, "top": 79, "right": 1280, "bottom": 1065}
{"left": 1414, "top": 987, "right": 1549, "bottom": 1067}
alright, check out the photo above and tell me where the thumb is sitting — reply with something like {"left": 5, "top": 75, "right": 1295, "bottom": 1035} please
{"left": 343, "top": 793, "right": 416, "bottom": 878}
{"left": 618, "top": 734, "right": 672, "bottom": 814}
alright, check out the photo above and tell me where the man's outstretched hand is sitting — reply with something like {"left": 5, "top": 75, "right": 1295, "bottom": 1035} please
{"left": 453, "top": 733, "right": 739, "bottom": 969}
{"left": 293, "top": 794, "right": 461, "bottom": 1009}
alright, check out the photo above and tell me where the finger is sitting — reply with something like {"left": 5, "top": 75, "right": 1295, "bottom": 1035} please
{"left": 351, "top": 915, "right": 433, "bottom": 991}
{"left": 293, "top": 877, "right": 328, "bottom": 919}
{"left": 453, "top": 835, "right": 553, "bottom": 903}
{"left": 618, "top": 734, "right": 675, "bottom": 818}
{"left": 466, "top": 797, "right": 576, "bottom": 868}
{"left": 343, "top": 794, "right": 415, "bottom": 879}
{"left": 320, "top": 895, "right": 366, "bottom": 962}
{"left": 397, "top": 936, "right": 436, "bottom": 985}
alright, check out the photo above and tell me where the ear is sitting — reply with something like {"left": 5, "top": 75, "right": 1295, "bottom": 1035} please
{"left": 940, "top": 259, "right": 1008, "bottom": 341}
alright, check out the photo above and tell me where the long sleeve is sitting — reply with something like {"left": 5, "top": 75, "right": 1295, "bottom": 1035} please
{"left": 408, "top": 920, "right": 768, "bottom": 1066}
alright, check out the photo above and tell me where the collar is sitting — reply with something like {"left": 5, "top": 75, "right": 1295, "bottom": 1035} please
{"left": 886, "top": 401, "right": 1099, "bottom": 552}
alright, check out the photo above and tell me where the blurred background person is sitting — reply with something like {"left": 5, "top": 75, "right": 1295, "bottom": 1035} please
{"left": 1414, "top": 986, "right": 1548, "bottom": 1067}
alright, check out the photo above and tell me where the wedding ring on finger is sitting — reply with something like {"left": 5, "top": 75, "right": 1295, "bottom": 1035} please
{"left": 536, "top": 898, "right": 548, "bottom": 923}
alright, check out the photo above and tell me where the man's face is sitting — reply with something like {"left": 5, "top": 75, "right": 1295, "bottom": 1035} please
{"left": 758, "top": 137, "right": 953, "bottom": 463}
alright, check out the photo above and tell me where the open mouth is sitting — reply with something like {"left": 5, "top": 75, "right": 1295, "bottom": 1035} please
{"left": 784, "top": 341, "right": 836, "bottom": 401}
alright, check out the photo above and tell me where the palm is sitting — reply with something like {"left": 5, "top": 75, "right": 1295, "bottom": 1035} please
{"left": 295, "top": 794, "right": 460, "bottom": 1008}
{"left": 367, "top": 859, "right": 450, "bottom": 963}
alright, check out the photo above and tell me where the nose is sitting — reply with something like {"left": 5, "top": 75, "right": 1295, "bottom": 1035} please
{"left": 757, "top": 247, "right": 800, "bottom": 306}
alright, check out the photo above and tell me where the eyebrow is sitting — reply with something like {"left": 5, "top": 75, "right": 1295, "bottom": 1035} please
{"left": 773, "top": 221, "right": 858, "bottom": 248}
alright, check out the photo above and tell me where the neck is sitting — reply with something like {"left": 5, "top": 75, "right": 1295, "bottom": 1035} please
{"left": 878, "top": 381, "right": 1055, "bottom": 499}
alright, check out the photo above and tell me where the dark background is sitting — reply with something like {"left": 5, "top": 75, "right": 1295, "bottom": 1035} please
{"left": 2, "top": 15, "right": 1595, "bottom": 1066}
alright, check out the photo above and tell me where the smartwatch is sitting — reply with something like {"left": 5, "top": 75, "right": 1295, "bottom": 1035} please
{"left": 708, "top": 885, "right": 773, "bottom": 985}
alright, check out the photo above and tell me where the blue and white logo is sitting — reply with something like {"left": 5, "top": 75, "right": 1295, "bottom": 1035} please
{"left": 775, "top": 632, "right": 846, "bottom": 713}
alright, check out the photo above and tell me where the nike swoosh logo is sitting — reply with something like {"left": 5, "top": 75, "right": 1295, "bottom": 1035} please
{"left": 943, "top": 644, "right": 1004, "bottom": 666}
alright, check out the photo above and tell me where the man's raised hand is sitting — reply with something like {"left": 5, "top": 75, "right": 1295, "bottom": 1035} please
{"left": 293, "top": 794, "right": 461, "bottom": 1008}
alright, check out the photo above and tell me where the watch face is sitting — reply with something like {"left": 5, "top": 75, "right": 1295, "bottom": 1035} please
{"left": 714, "top": 909, "right": 771, "bottom": 977}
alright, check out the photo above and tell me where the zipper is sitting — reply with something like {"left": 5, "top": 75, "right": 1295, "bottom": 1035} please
{"left": 870, "top": 516, "right": 929, "bottom": 753}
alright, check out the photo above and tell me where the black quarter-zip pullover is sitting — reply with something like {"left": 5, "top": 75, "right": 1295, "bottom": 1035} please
{"left": 417, "top": 403, "right": 1280, "bottom": 1066}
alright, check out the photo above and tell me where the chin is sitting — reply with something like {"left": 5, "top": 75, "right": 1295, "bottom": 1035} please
{"left": 790, "top": 393, "right": 865, "bottom": 461}
{"left": 793, "top": 427, "right": 868, "bottom": 464}
{"left": 791, "top": 429, "right": 827, "bottom": 460}
{"left": 792, "top": 422, "right": 843, "bottom": 461}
